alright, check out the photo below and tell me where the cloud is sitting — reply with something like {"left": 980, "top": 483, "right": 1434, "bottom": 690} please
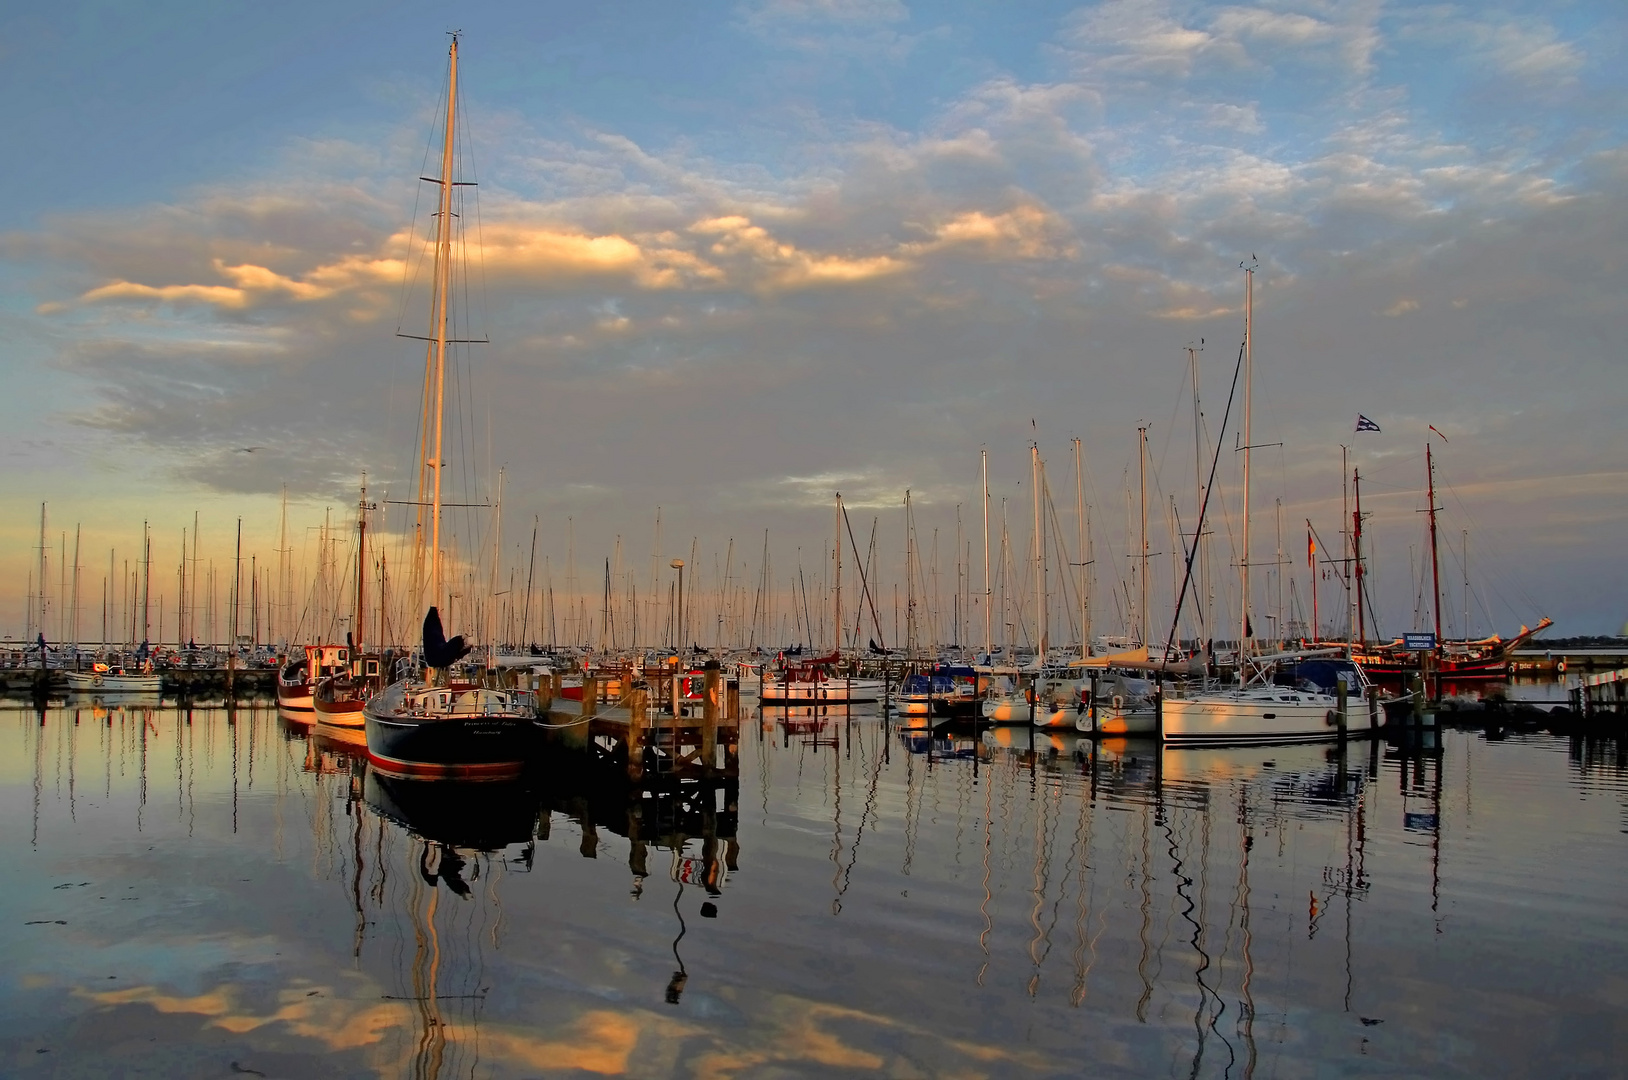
{"left": 1, "top": 2, "right": 1624, "bottom": 633}
{"left": 691, "top": 214, "right": 910, "bottom": 290}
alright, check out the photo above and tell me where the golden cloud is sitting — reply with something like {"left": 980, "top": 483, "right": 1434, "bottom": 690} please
{"left": 908, "top": 204, "right": 1076, "bottom": 260}
{"left": 75, "top": 255, "right": 403, "bottom": 312}
{"left": 691, "top": 215, "right": 910, "bottom": 292}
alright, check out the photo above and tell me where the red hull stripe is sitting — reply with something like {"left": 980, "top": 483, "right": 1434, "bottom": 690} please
{"left": 365, "top": 750, "right": 525, "bottom": 780}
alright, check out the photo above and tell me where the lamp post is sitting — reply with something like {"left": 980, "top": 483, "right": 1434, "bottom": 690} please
{"left": 670, "top": 559, "right": 685, "bottom": 657}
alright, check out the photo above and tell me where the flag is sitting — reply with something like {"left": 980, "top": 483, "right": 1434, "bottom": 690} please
{"left": 1354, "top": 415, "right": 1381, "bottom": 432}
{"left": 1307, "top": 530, "right": 1316, "bottom": 568}
{"left": 1429, "top": 424, "right": 1448, "bottom": 442}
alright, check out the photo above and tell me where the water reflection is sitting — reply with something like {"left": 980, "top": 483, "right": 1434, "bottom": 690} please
{"left": 2, "top": 697, "right": 1626, "bottom": 1077}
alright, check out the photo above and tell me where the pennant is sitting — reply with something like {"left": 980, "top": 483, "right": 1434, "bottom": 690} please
{"left": 1429, "top": 424, "right": 1448, "bottom": 442}
{"left": 1354, "top": 414, "right": 1381, "bottom": 433}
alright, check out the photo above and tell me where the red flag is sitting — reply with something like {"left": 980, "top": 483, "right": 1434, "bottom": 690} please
{"left": 1429, "top": 424, "right": 1448, "bottom": 442}
{"left": 1307, "top": 530, "right": 1316, "bottom": 568}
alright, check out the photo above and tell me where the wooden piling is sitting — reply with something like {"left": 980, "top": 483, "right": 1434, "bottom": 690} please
{"left": 581, "top": 675, "right": 597, "bottom": 717}
{"left": 702, "top": 662, "right": 720, "bottom": 779}
{"left": 627, "top": 685, "right": 648, "bottom": 782}
{"left": 1336, "top": 680, "right": 1348, "bottom": 738}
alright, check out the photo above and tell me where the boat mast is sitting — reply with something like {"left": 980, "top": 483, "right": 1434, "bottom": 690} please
{"left": 1138, "top": 423, "right": 1149, "bottom": 649}
{"left": 490, "top": 468, "right": 504, "bottom": 670}
{"left": 1031, "top": 444, "right": 1046, "bottom": 659}
{"left": 1239, "top": 259, "right": 1255, "bottom": 671}
{"left": 355, "top": 475, "right": 370, "bottom": 656}
{"left": 981, "top": 448, "right": 991, "bottom": 655}
{"left": 1188, "top": 342, "right": 1206, "bottom": 650}
{"left": 428, "top": 35, "right": 459, "bottom": 617}
{"left": 904, "top": 490, "right": 916, "bottom": 656}
{"left": 1074, "top": 438, "right": 1088, "bottom": 661}
{"left": 1352, "top": 467, "right": 1365, "bottom": 646}
{"left": 1426, "top": 442, "right": 1443, "bottom": 644}
{"left": 833, "top": 492, "right": 842, "bottom": 653}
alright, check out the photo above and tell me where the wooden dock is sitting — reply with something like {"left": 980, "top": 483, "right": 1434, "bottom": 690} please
{"left": 1571, "top": 668, "right": 1628, "bottom": 716}
{"left": 536, "top": 659, "right": 742, "bottom": 783}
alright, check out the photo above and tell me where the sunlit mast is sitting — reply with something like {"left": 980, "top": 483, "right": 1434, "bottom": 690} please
{"left": 981, "top": 448, "right": 991, "bottom": 655}
{"left": 412, "top": 34, "right": 461, "bottom": 619}
{"left": 1239, "top": 259, "right": 1256, "bottom": 672}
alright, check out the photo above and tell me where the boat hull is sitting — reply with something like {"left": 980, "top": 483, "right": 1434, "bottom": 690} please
{"left": 364, "top": 681, "right": 536, "bottom": 780}
{"left": 1161, "top": 690, "right": 1370, "bottom": 745}
{"left": 760, "top": 678, "right": 884, "bottom": 705}
{"left": 312, "top": 678, "right": 367, "bottom": 728}
{"left": 1078, "top": 705, "right": 1158, "bottom": 736}
{"left": 65, "top": 671, "right": 161, "bottom": 693}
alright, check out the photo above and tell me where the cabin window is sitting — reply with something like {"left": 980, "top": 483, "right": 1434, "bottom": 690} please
{"left": 365, "top": 659, "right": 379, "bottom": 676}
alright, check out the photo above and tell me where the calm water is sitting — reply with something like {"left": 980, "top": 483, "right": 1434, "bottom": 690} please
{"left": 2, "top": 698, "right": 1625, "bottom": 1078}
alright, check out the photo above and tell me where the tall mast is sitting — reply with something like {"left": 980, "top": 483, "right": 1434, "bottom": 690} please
{"left": 355, "top": 475, "right": 370, "bottom": 655}
{"left": 1188, "top": 342, "right": 1206, "bottom": 648}
{"left": 1353, "top": 467, "right": 1365, "bottom": 646}
{"left": 142, "top": 520, "right": 152, "bottom": 646}
{"left": 905, "top": 490, "right": 917, "bottom": 656}
{"left": 833, "top": 492, "right": 842, "bottom": 653}
{"left": 276, "top": 491, "right": 287, "bottom": 647}
{"left": 1074, "top": 438, "right": 1088, "bottom": 660}
{"left": 981, "top": 449, "right": 991, "bottom": 655}
{"left": 1138, "top": 424, "right": 1149, "bottom": 648}
{"left": 428, "top": 35, "right": 460, "bottom": 617}
{"left": 1426, "top": 442, "right": 1443, "bottom": 644}
{"left": 490, "top": 468, "right": 504, "bottom": 668}
{"left": 1239, "top": 260, "right": 1255, "bottom": 667}
{"left": 1031, "top": 444, "right": 1046, "bottom": 659}
{"left": 1341, "top": 446, "right": 1353, "bottom": 639}
{"left": 38, "top": 504, "right": 49, "bottom": 642}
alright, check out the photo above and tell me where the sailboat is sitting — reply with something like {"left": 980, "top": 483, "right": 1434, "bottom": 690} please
{"left": 1161, "top": 263, "right": 1365, "bottom": 745}
{"left": 362, "top": 35, "right": 538, "bottom": 780}
{"left": 1348, "top": 443, "right": 1552, "bottom": 682}
{"left": 312, "top": 479, "right": 384, "bottom": 736}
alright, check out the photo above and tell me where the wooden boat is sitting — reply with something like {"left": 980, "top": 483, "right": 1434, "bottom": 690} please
{"left": 312, "top": 480, "right": 385, "bottom": 730}
{"left": 277, "top": 644, "right": 350, "bottom": 716}
{"left": 1353, "top": 618, "right": 1553, "bottom": 682}
{"left": 312, "top": 658, "right": 382, "bottom": 730}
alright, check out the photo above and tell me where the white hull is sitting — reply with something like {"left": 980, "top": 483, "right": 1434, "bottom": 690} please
{"left": 980, "top": 695, "right": 1076, "bottom": 727}
{"left": 760, "top": 678, "right": 884, "bottom": 705}
{"left": 65, "top": 671, "right": 161, "bottom": 693}
{"left": 1077, "top": 705, "right": 1158, "bottom": 736}
{"left": 1161, "top": 687, "right": 1367, "bottom": 744}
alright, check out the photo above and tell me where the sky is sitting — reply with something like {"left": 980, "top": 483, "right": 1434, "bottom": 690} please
{"left": 1, "top": 0, "right": 1624, "bottom": 647}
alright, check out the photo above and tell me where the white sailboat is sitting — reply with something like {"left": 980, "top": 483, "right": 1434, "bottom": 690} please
{"left": 1162, "top": 262, "right": 1351, "bottom": 745}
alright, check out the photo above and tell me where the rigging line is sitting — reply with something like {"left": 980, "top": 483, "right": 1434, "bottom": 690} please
{"left": 1162, "top": 337, "right": 1245, "bottom": 663}
{"left": 1437, "top": 475, "right": 1543, "bottom": 617}
{"left": 394, "top": 64, "right": 446, "bottom": 335}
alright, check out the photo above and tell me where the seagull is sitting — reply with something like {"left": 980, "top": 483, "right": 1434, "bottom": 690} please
{"left": 235, "top": 447, "right": 265, "bottom": 453}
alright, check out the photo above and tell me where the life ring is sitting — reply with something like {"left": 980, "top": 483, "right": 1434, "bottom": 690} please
{"left": 1555, "top": 659, "right": 1567, "bottom": 674}
{"left": 1111, "top": 694, "right": 1124, "bottom": 712}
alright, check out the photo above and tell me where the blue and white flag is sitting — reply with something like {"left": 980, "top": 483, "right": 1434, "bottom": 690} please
{"left": 1354, "top": 414, "right": 1381, "bottom": 433}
